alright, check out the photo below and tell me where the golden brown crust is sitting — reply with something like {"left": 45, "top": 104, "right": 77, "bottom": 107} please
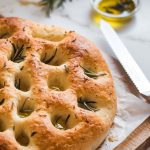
{"left": 0, "top": 17, "right": 116, "bottom": 150}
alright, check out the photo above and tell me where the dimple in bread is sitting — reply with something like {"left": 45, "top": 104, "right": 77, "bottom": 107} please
{"left": 0, "top": 17, "right": 116, "bottom": 150}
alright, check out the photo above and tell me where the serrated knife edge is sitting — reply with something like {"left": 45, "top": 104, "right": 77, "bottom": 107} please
{"left": 100, "top": 20, "right": 150, "bottom": 97}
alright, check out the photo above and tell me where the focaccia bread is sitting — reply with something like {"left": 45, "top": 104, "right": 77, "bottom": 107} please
{"left": 0, "top": 17, "right": 116, "bottom": 150}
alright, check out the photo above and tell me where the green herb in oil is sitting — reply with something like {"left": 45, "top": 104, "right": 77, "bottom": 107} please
{"left": 98, "top": 0, "right": 135, "bottom": 15}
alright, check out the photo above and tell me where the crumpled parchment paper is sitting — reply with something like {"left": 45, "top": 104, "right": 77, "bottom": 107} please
{"left": 99, "top": 55, "right": 150, "bottom": 149}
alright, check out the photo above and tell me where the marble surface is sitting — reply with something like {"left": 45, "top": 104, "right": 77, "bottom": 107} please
{"left": 0, "top": 0, "right": 150, "bottom": 149}
{"left": 0, "top": 0, "right": 149, "bottom": 81}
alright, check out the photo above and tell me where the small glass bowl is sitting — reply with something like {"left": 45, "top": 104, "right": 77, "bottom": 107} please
{"left": 90, "top": 0, "right": 141, "bottom": 21}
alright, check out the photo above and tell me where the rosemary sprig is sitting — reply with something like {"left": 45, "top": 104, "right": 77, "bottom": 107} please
{"left": 65, "top": 114, "right": 70, "bottom": 125}
{"left": 54, "top": 116, "right": 64, "bottom": 130}
{"left": 64, "top": 65, "right": 69, "bottom": 73}
{"left": 20, "top": 0, "right": 73, "bottom": 16}
{"left": 39, "top": 0, "right": 56, "bottom": 16}
{"left": 0, "top": 81, "right": 5, "bottom": 89}
{"left": 38, "top": 0, "right": 71, "bottom": 16}
{"left": 31, "top": 131, "right": 37, "bottom": 137}
{"left": 15, "top": 78, "right": 21, "bottom": 90}
{"left": 19, "top": 98, "right": 33, "bottom": 118}
{"left": 11, "top": 102, "right": 14, "bottom": 110}
{"left": 20, "top": 66, "right": 24, "bottom": 71}
{"left": 80, "top": 66, "right": 106, "bottom": 79}
{"left": 0, "top": 99, "right": 5, "bottom": 105}
{"left": 51, "top": 86, "right": 60, "bottom": 91}
{"left": 11, "top": 43, "right": 26, "bottom": 63}
{"left": 0, "top": 33, "right": 8, "bottom": 39}
{"left": 3, "top": 62, "right": 7, "bottom": 69}
{"left": 54, "top": 114, "right": 70, "bottom": 130}
{"left": 78, "top": 98, "right": 99, "bottom": 112}
{"left": 42, "top": 48, "right": 57, "bottom": 64}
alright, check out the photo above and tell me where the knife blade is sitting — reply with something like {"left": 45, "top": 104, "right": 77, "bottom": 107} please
{"left": 100, "top": 20, "right": 150, "bottom": 97}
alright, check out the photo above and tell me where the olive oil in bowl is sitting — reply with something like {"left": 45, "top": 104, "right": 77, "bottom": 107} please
{"left": 91, "top": 0, "right": 140, "bottom": 20}
{"left": 91, "top": 0, "right": 140, "bottom": 28}
{"left": 98, "top": 0, "right": 135, "bottom": 16}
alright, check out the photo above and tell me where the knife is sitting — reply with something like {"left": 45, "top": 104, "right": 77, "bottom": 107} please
{"left": 100, "top": 20, "right": 150, "bottom": 97}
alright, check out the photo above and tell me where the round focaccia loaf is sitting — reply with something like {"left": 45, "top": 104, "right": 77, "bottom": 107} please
{"left": 0, "top": 17, "right": 116, "bottom": 150}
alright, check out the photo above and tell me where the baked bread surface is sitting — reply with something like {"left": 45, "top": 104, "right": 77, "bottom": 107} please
{"left": 0, "top": 17, "right": 116, "bottom": 150}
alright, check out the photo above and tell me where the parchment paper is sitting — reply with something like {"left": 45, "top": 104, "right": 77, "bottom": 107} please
{"left": 99, "top": 54, "right": 150, "bottom": 149}
{"left": 0, "top": 1, "right": 150, "bottom": 149}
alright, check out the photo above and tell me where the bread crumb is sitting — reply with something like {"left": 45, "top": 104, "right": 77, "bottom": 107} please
{"left": 108, "top": 135, "right": 118, "bottom": 142}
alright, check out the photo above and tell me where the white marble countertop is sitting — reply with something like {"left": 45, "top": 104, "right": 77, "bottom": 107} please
{"left": 0, "top": 0, "right": 149, "bottom": 81}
